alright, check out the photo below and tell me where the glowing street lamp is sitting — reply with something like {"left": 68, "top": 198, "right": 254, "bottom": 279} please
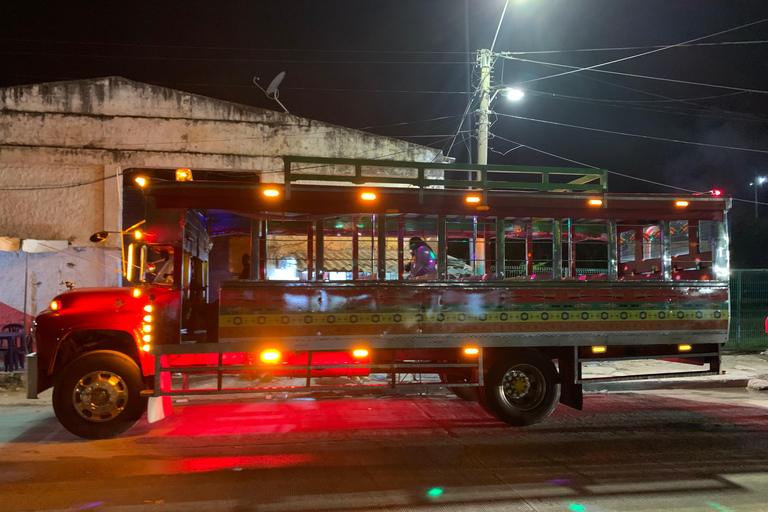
{"left": 749, "top": 176, "right": 766, "bottom": 219}
{"left": 505, "top": 88, "right": 524, "bottom": 101}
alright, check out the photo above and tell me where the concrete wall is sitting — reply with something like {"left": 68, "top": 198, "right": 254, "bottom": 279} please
{"left": 0, "top": 76, "right": 443, "bottom": 330}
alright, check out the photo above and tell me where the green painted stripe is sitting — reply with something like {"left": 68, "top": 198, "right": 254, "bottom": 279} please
{"left": 220, "top": 309, "right": 727, "bottom": 328}
{"left": 220, "top": 301, "right": 726, "bottom": 316}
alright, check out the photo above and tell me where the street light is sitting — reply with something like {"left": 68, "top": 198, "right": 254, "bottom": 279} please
{"left": 749, "top": 176, "right": 766, "bottom": 219}
{"left": 505, "top": 88, "right": 524, "bottom": 101}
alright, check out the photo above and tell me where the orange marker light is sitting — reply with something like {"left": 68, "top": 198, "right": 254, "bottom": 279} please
{"left": 466, "top": 195, "right": 481, "bottom": 204}
{"left": 353, "top": 349, "right": 369, "bottom": 358}
{"left": 141, "top": 344, "right": 151, "bottom": 352}
{"left": 133, "top": 288, "right": 142, "bottom": 298}
{"left": 588, "top": 199, "right": 603, "bottom": 206}
{"left": 144, "top": 304, "right": 152, "bottom": 313}
{"left": 263, "top": 189, "right": 280, "bottom": 197}
{"left": 142, "top": 324, "right": 151, "bottom": 333}
{"left": 143, "top": 315, "right": 152, "bottom": 323}
{"left": 361, "top": 192, "right": 377, "bottom": 201}
{"left": 260, "top": 349, "right": 281, "bottom": 363}
{"left": 678, "top": 344, "right": 692, "bottom": 352}
{"left": 175, "top": 168, "right": 193, "bottom": 181}
{"left": 464, "top": 347, "right": 480, "bottom": 355}
{"left": 134, "top": 230, "right": 143, "bottom": 240}
{"left": 50, "top": 300, "right": 62, "bottom": 311}
{"left": 675, "top": 200, "right": 689, "bottom": 207}
{"left": 591, "top": 346, "right": 607, "bottom": 354}
{"left": 142, "top": 334, "right": 151, "bottom": 343}
{"left": 134, "top": 176, "right": 148, "bottom": 187}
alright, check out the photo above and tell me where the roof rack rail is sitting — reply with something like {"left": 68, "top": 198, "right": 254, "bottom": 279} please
{"left": 283, "top": 156, "right": 607, "bottom": 201}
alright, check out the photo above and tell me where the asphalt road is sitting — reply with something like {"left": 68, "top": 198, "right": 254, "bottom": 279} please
{"left": 2, "top": 389, "right": 768, "bottom": 512}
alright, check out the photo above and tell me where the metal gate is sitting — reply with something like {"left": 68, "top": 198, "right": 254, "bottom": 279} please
{"left": 728, "top": 269, "right": 768, "bottom": 351}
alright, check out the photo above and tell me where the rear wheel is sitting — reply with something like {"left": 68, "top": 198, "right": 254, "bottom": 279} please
{"left": 440, "top": 372, "right": 476, "bottom": 402}
{"left": 477, "top": 350, "right": 560, "bottom": 426}
{"left": 53, "top": 351, "right": 147, "bottom": 439}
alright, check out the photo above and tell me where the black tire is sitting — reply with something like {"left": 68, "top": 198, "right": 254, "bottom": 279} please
{"left": 477, "top": 349, "right": 560, "bottom": 427}
{"left": 53, "top": 351, "right": 147, "bottom": 440}
{"left": 473, "top": 372, "right": 497, "bottom": 418}
{"left": 440, "top": 372, "right": 477, "bottom": 402}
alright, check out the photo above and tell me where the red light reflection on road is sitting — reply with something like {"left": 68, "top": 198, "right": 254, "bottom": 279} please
{"left": 179, "top": 453, "right": 314, "bottom": 473}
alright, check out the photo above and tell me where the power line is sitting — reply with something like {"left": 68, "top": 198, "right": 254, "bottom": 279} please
{"left": 528, "top": 90, "right": 747, "bottom": 105}
{"left": 358, "top": 114, "right": 464, "bottom": 131}
{"left": 491, "top": 134, "right": 739, "bottom": 198}
{"left": 495, "top": 112, "right": 768, "bottom": 154}
{"left": 508, "top": 55, "right": 768, "bottom": 95}
{"left": 5, "top": 36, "right": 768, "bottom": 56}
{"left": 281, "top": 86, "right": 469, "bottom": 95}
{"left": 0, "top": 50, "right": 471, "bottom": 65}
{"left": 506, "top": 18, "right": 768, "bottom": 88}
{"left": 445, "top": 89, "right": 481, "bottom": 157}
{"left": 0, "top": 37, "right": 472, "bottom": 55}
{"left": 523, "top": 90, "right": 766, "bottom": 123}
{"left": 507, "top": 40, "right": 768, "bottom": 55}
{"left": 528, "top": 61, "right": 768, "bottom": 123}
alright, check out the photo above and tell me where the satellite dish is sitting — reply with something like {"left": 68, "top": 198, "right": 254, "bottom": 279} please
{"left": 265, "top": 71, "right": 286, "bottom": 97}
{"left": 253, "top": 72, "right": 290, "bottom": 114}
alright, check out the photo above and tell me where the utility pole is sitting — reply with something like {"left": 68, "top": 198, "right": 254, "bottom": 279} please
{"left": 476, "top": 49, "right": 492, "bottom": 166}
{"left": 474, "top": 49, "right": 493, "bottom": 275}
{"left": 751, "top": 176, "right": 766, "bottom": 219}
{"left": 755, "top": 181, "right": 759, "bottom": 219}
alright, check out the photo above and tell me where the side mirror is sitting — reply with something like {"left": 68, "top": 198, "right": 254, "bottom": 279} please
{"left": 90, "top": 231, "right": 110, "bottom": 243}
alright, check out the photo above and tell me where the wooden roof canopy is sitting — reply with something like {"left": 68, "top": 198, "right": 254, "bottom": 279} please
{"left": 143, "top": 156, "right": 730, "bottom": 222}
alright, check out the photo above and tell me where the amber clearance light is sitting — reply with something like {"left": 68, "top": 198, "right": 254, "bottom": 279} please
{"left": 675, "top": 200, "right": 689, "bottom": 207}
{"left": 466, "top": 195, "right": 481, "bottom": 204}
{"left": 353, "top": 349, "right": 369, "bottom": 358}
{"left": 263, "top": 188, "right": 280, "bottom": 197}
{"left": 361, "top": 192, "right": 377, "bottom": 201}
{"left": 175, "top": 168, "right": 193, "bottom": 181}
{"left": 260, "top": 349, "right": 281, "bottom": 363}
{"left": 134, "top": 176, "right": 148, "bottom": 188}
{"left": 588, "top": 199, "right": 603, "bottom": 207}
{"left": 50, "top": 300, "right": 62, "bottom": 311}
{"left": 463, "top": 347, "right": 480, "bottom": 355}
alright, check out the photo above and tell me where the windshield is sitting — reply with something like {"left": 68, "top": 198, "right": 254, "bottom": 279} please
{"left": 150, "top": 257, "right": 174, "bottom": 285}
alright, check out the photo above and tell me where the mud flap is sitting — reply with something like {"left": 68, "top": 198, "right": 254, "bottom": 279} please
{"left": 147, "top": 396, "right": 173, "bottom": 423}
{"left": 147, "top": 371, "right": 173, "bottom": 423}
{"left": 558, "top": 350, "right": 583, "bottom": 410}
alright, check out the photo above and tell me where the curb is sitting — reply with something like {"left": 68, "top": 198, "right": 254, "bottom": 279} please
{"left": 583, "top": 377, "right": 751, "bottom": 392}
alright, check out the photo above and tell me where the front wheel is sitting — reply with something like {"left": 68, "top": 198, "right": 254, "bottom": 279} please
{"left": 53, "top": 351, "right": 147, "bottom": 439}
{"left": 477, "top": 350, "right": 560, "bottom": 427}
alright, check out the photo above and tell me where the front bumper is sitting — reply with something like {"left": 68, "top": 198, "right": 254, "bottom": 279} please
{"left": 26, "top": 353, "right": 38, "bottom": 399}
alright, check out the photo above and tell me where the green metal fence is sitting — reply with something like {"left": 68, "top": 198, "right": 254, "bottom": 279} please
{"left": 728, "top": 269, "right": 768, "bottom": 351}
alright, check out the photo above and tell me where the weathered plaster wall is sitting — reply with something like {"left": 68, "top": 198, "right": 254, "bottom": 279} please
{"left": 0, "top": 247, "right": 120, "bottom": 327}
{"left": 0, "top": 76, "right": 443, "bottom": 329}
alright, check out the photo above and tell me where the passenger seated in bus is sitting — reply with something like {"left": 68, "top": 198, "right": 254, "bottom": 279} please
{"left": 238, "top": 253, "right": 251, "bottom": 279}
{"left": 407, "top": 237, "right": 437, "bottom": 279}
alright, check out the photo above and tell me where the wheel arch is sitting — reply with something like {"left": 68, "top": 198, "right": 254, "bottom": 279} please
{"left": 50, "top": 330, "right": 142, "bottom": 386}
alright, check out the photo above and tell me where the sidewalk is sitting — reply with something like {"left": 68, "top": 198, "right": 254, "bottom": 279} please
{"left": 581, "top": 352, "right": 768, "bottom": 392}
{"left": 2, "top": 353, "right": 768, "bottom": 406}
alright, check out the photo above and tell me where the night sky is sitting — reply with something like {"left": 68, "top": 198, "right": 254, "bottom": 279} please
{"left": 3, "top": 1, "right": 768, "bottom": 224}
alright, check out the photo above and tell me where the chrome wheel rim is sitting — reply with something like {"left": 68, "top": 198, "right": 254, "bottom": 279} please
{"left": 72, "top": 371, "right": 129, "bottom": 422}
{"left": 499, "top": 364, "right": 546, "bottom": 411}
